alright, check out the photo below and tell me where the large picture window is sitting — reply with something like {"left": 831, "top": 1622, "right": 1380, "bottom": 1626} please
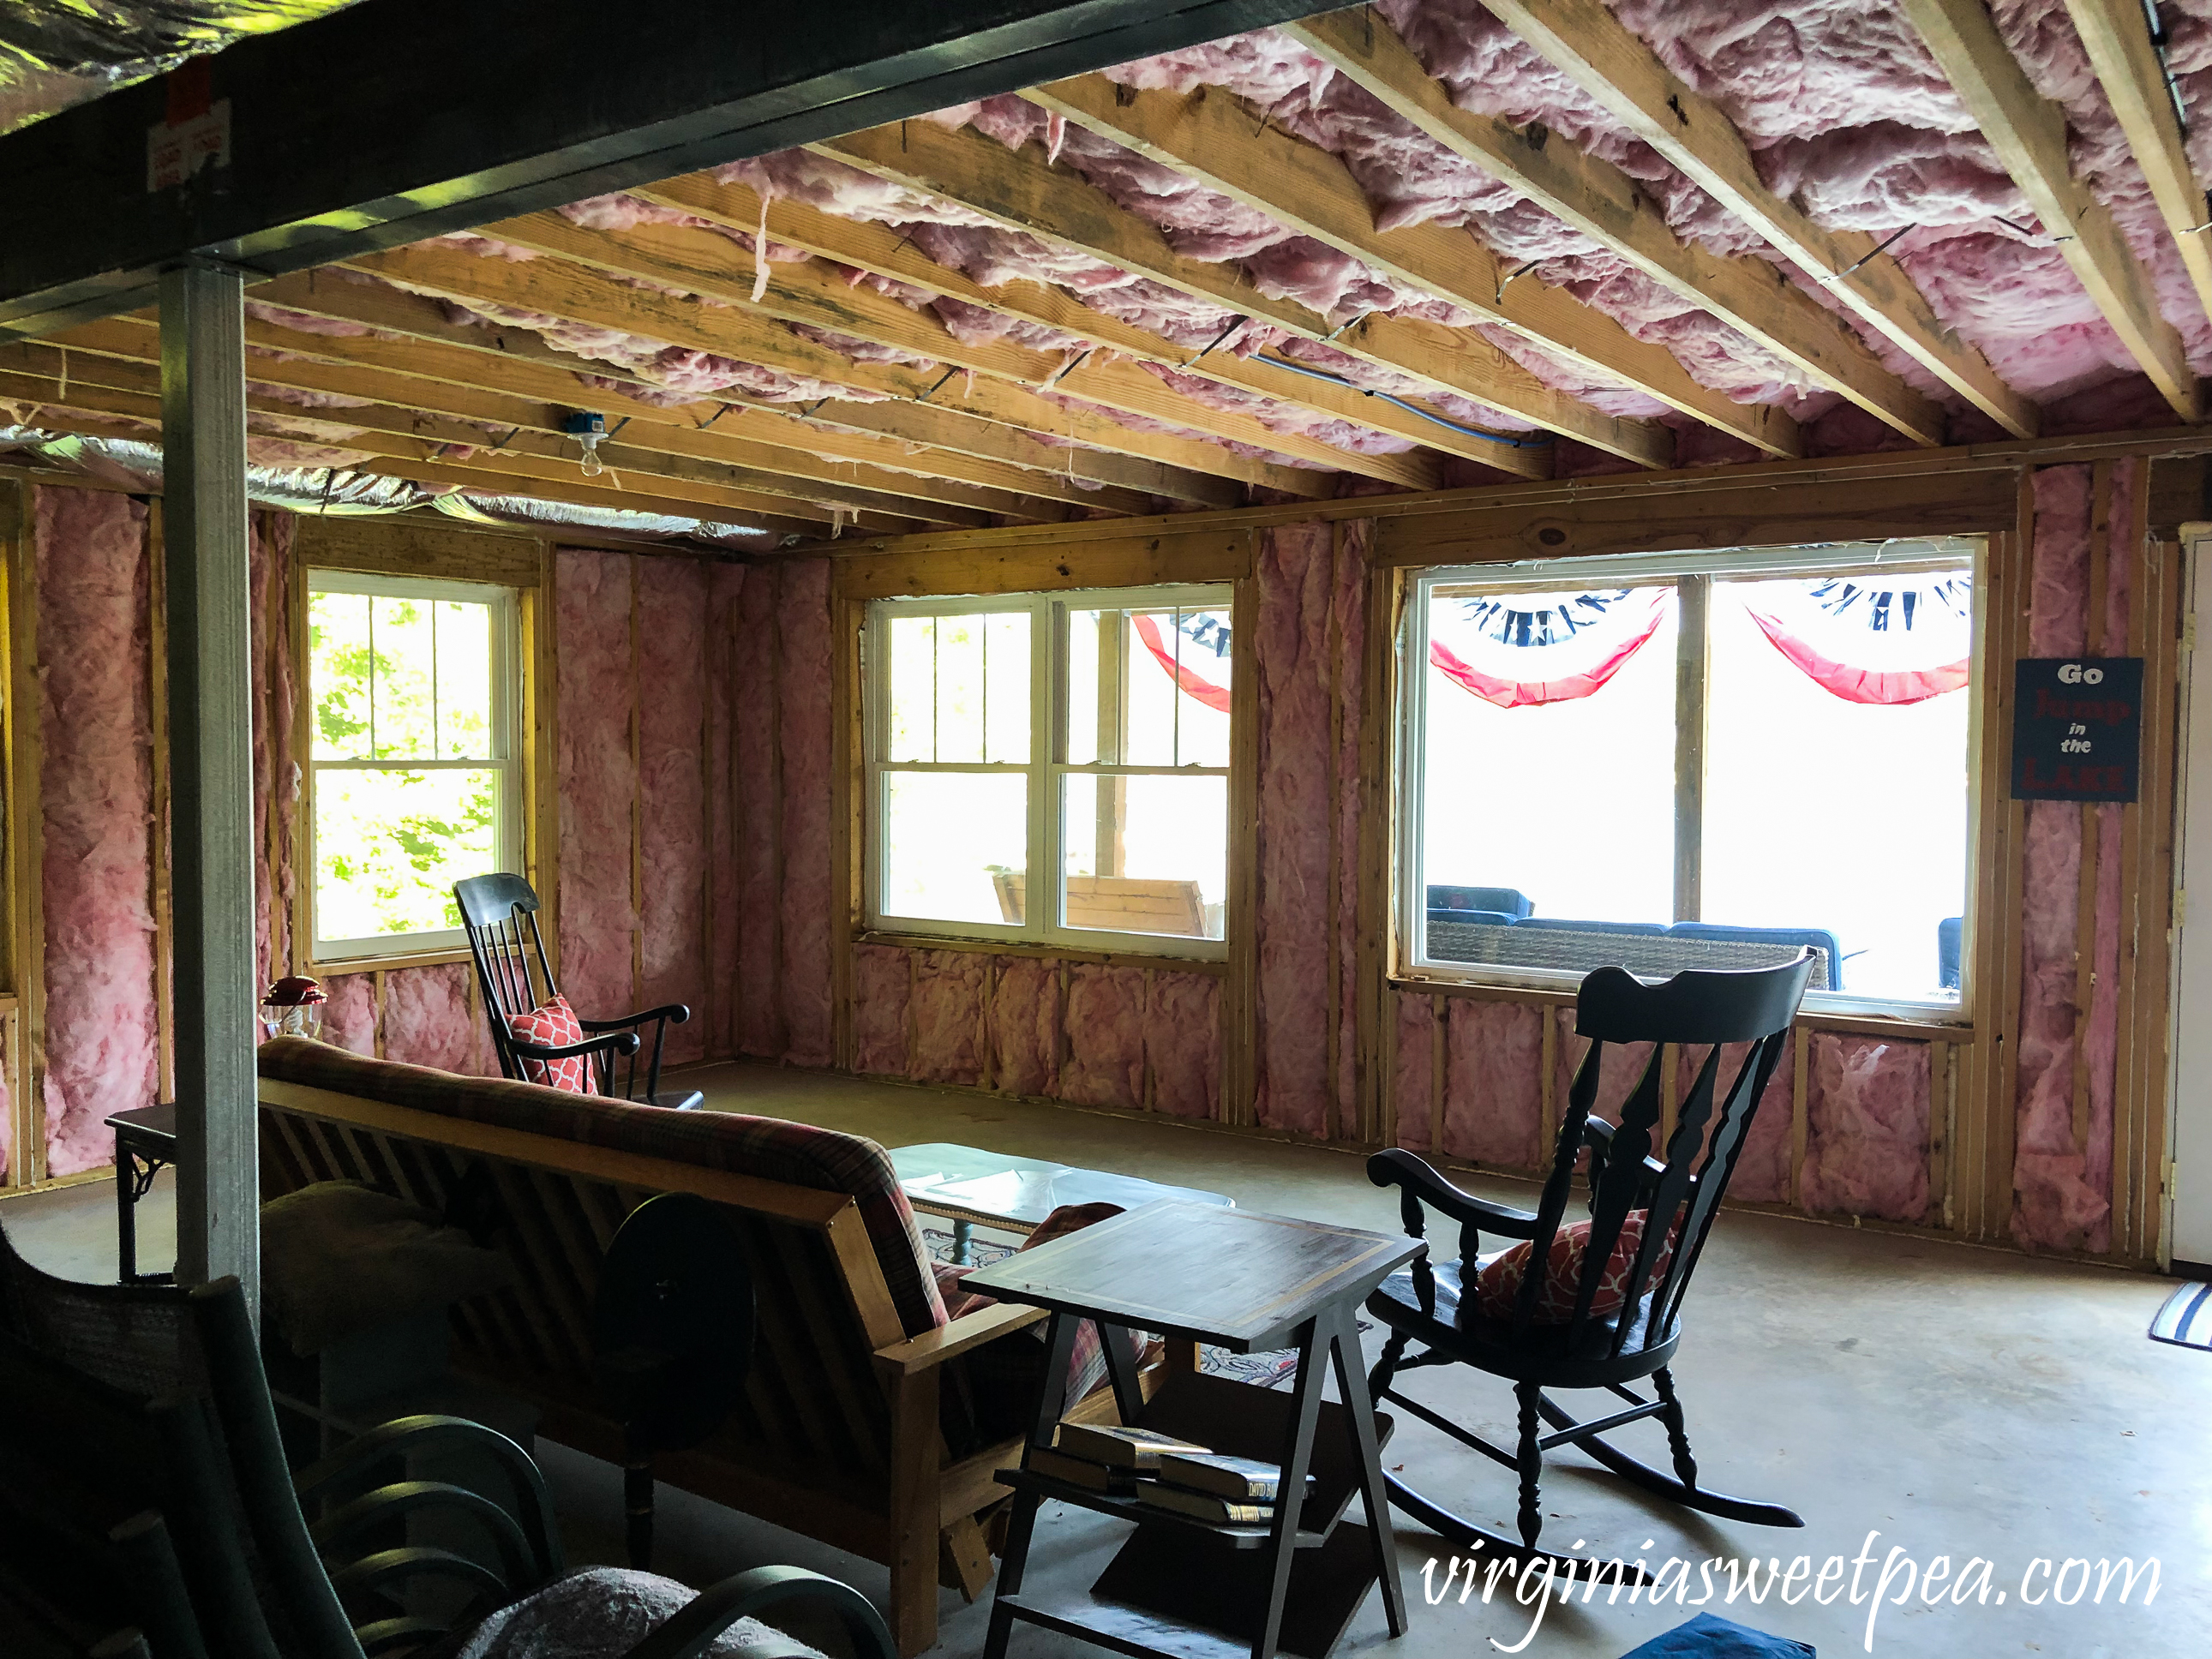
{"left": 867, "top": 584, "right": 1232, "bottom": 955}
{"left": 306, "top": 571, "right": 522, "bottom": 962}
{"left": 1403, "top": 542, "right": 1979, "bottom": 1013}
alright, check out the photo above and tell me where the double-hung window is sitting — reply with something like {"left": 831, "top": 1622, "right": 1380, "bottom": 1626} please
{"left": 306, "top": 571, "right": 523, "bottom": 962}
{"left": 1401, "top": 541, "right": 1981, "bottom": 1014}
{"left": 866, "top": 585, "right": 1233, "bottom": 955}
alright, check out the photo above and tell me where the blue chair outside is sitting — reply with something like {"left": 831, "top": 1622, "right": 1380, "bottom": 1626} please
{"left": 1938, "top": 916, "right": 1963, "bottom": 990}
{"left": 1427, "top": 884, "right": 1534, "bottom": 919}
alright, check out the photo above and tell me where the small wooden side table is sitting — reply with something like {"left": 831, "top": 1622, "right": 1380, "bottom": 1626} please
{"left": 961, "top": 1200, "right": 1424, "bottom": 1659}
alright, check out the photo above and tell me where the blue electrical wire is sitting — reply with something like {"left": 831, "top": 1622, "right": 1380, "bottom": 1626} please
{"left": 1252, "top": 352, "right": 1555, "bottom": 448}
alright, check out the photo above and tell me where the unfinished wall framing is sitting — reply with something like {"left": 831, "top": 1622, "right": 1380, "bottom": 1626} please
{"left": 819, "top": 444, "right": 2199, "bottom": 1269}
{"left": 0, "top": 434, "right": 2195, "bottom": 1271}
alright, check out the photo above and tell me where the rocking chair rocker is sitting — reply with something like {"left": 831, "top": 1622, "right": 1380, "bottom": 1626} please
{"left": 1364, "top": 953, "right": 1813, "bottom": 1577}
{"left": 454, "top": 873, "right": 704, "bottom": 1111}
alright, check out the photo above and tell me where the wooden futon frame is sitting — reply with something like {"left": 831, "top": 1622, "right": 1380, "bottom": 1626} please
{"left": 257, "top": 1073, "right": 1152, "bottom": 1654}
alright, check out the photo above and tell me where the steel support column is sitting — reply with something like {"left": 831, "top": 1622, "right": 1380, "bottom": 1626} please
{"left": 159, "top": 261, "right": 258, "bottom": 1310}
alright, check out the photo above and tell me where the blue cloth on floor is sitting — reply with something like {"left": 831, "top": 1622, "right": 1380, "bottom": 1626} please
{"left": 1619, "top": 1612, "right": 1815, "bottom": 1658}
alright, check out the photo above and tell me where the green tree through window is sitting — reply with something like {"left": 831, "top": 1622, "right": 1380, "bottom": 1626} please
{"left": 309, "top": 578, "right": 515, "bottom": 951}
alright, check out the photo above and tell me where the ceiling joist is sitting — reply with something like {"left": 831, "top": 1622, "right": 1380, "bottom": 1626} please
{"left": 1480, "top": 0, "right": 2037, "bottom": 440}
{"left": 1287, "top": 8, "right": 1949, "bottom": 444}
{"left": 1025, "top": 71, "right": 1802, "bottom": 457}
{"left": 1902, "top": 0, "right": 2199, "bottom": 421}
{"left": 2063, "top": 0, "right": 2212, "bottom": 334}
{"left": 431, "top": 218, "right": 1444, "bottom": 488}
{"left": 618, "top": 177, "right": 1555, "bottom": 480}
{"left": 241, "top": 266, "right": 1336, "bottom": 500}
{"left": 806, "top": 116, "right": 1673, "bottom": 468}
{"left": 39, "top": 314, "right": 1135, "bottom": 522}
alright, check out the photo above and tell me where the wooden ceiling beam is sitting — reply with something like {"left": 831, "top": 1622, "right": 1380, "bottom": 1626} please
{"left": 249, "top": 265, "right": 1331, "bottom": 499}
{"left": 35, "top": 315, "right": 1100, "bottom": 523}
{"left": 0, "top": 399, "right": 839, "bottom": 542}
{"left": 437, "top": 219, "right": 1442, "bottom": 488}
{"left": 805, "top": 119, "right": 1669, "bottom": 468}
{"left": 3, "top": 340, "right": 993, "bottom": 529}
{"left": 0, "top": 364, "right": 899, "bottom": 536}
{"left": 1479, "top": 0, "right": 2036, "bottom": 440}
{"left": 1024, "top": 72, "right": 1801, "bottom": 457}
{"left": 1289, "top": 8, "right": 1955, "bottom": 446}
{"left": 2063, "top": 0, "right": 2212, "bottom": 333}
{"left": 187, "top": 306, "right": 1215, "bottom": 508}
{"left": 1902, "top": 0, "right": 2199, "bottom": 420}
{"left": 626, "top": 176, "right": 1550, "bottom": 479}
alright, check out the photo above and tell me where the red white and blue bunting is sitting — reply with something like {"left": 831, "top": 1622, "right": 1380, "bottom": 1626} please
{"left": 1732, "top": 574, "right": 1972, "bottom": 705}
{"left": 1131, "top": 611, "right": 1232, "bottom": 713}
{"left": 1127, "top": 576, "right": 1971, "bottom": 713}
{"left": 1428, "top": 588, "right": 1672, "bottom": 709}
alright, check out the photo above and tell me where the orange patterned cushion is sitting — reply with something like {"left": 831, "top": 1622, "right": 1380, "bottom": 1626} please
{"left": 1474, "top": 1212, "right": 1676, "bottom": 1325}
{"left": 507, "top": 995, "right": 591, "bottom": 1093}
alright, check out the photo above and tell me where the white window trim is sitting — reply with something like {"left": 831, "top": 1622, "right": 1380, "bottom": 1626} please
{"left": 306, "top": 569, "right": 524, "bottom": 963}
{"left": 1397, "top": 536, "right": 1987, "bottom": 1021}
{"left": 865, "top": 583, "right": 1233, "bottom": 961}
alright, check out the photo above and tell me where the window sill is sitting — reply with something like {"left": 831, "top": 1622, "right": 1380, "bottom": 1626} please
{"left": 306, "top": 947, "right": 477, "bottom": 978}
{"left": 857, "top": 928, "right": 1229, "bottom": 975}
{"left": 1388, "top": 971, "right": 1975, "bottom": 1042}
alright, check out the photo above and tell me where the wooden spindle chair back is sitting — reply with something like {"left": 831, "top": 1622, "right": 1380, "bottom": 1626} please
{"left": 1518, "top": 955, "right": 1808, "bottom": 1357}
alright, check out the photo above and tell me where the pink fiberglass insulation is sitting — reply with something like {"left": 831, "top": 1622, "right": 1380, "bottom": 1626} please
{"left": 1254, "top": 523, "right": 1335, "bottom": 1136}
{"left": 1057, "top": 1, "right": 2212, "bottom": 416}
{"left": 36, "top": 488, "right": 159, "bottom": 1176}
{"left": 637, "top": 560, "right": 710, "bottom": 1066}
{"left": 1059, "top": 963, "right": 1146, "bottom": 1109}
{"left": 321, "top": 973, "right": 379, "bottom": 1057}
{"left": 852, "top": 945, "right": 911, "bottom": 1077}
{"left": 1442, "top": 998, "right": 1544, "bottom": 1169}
{"left": 909, "top": 949, "right": 986, "bottom": 1087}
{"left": 2011, "top": 463, "right": 2110, "bottom": 1249}
{"left": 1798, "top": 1033, "right": 1931, "bottom": 1223}
{"left": 733, "top": 565, "right": 783, "bottom": 1060}
{"left": 1393, "top": 994, "right": 1436, "bottom": 1153}
{"left": 249, "top": 512, "right": 298, "bottom": 991}
{"left": 990, "top": 956, "right": 1060, "bottom": 1099}
{"left": 776, "top": 560, "right": 836, "bottom": 1068}
{"left": 382, "top": 963, "right": 495, "bottom": 1077}
{"left": 1705, "top": 1039, "right": 1797, "bottom": 1205}
{"left": 554, "top": 549, "right": 641, "bottom": 1024}
{"left": 704, "top": 565, "right": 746, "bottom": 1059}
{"left": 1147, "top": 972, "right": 1222, "bottom": 1120}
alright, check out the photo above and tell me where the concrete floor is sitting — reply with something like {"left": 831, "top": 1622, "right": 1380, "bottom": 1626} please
{"left": 6, "top": 1061, "right": 2207, "bottom": 1658}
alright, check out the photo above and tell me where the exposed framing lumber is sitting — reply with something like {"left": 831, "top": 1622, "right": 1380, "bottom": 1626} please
{"left": 0, "top": 380, "right": 866, "bottom": 541}
{"left": 812, "top": 428, "right": 2212, "bottom": 557}
{"left": 1481, "top": 0, "right": 2036, "bottom": 440}
{"left": 1024, "top": 73, "right": 1801, "bottom": 457}
{"left": 247, "top": 265, "right": 1330, "bottom": 500}
{"left": 808, "top": 118, "right": 1669, "bottom": 469}
{"left": 635, "top": 173, "right": 1551, "bottom": 480}
{"left": 2064, "top": 0, "right": 2212, "bottom": 334}
{"left": 354, "top": 233, "right": 1439, "bottom": 489}
{"left": 1288, "top": 7, "right": 1951, "bottom": 446}
{"left": 1901, "top": 0, "right": 2200, "bottom": 421}
{"left": 0, "top": 479, "right": 44, "bottom": 1186}
{"left": 3, "top": 343, "right": 992, "bottom": 530}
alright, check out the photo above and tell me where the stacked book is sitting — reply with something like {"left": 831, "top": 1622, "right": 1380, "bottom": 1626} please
{"left": 1025, "top": 1422, "right": 1316, "bottom": 1527}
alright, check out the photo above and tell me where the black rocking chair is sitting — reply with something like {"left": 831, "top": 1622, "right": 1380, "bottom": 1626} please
{"left": 1364, "top": 953, "right": 1813, "bottom": 1577}
{"left": 454, "top": 873, "right": 703, "bottom": 1111}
